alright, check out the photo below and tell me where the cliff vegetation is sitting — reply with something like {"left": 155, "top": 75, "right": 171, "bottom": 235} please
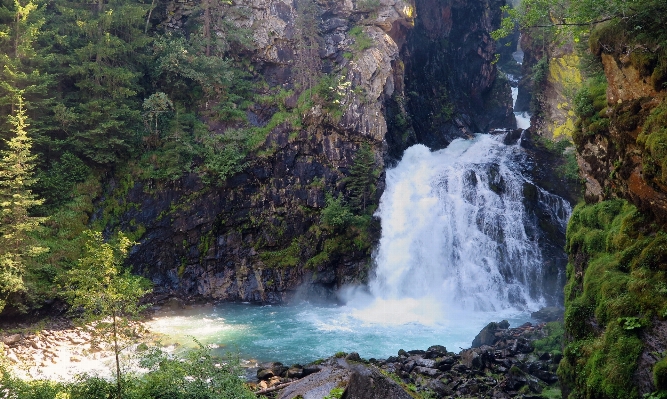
{"left": 497, "top": 0, "right": 667, "bottom": 397}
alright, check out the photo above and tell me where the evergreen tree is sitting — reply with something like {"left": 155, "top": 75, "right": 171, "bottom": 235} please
{"left": 46, "top": 0, "right": 150, "bottom": 167}
{"left": 346, "top": 143, "right": 378, "bottom": 213}
{"left": 0, "top": 95, "right": 46, "bottom": 312}
{"left": 0, "top": 0, "right": 54, "bottom": 145}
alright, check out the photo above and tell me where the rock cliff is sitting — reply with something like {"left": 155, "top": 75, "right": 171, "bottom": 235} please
{"left": 102, "top": 0, "right": 513, "bottom": 303}
{"left": 559, "top": 20, "right": 667, "bottom": 398}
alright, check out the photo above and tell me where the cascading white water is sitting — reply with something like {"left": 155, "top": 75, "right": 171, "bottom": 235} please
{"left": 353, "top": 134, "right": 571, "bottom": 322}
{"left": 510, "top": 35, "right": 531, "bottom": 129}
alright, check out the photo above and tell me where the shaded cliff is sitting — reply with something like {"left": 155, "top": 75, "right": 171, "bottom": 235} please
{"left": 96, "top": 0, "right": 514, "bottom": 303}
{"left": 385, "top": 0, "right": 515, "bottom": 159}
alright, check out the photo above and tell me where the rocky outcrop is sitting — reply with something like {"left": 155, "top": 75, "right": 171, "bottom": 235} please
{"left": 251, "top": 322, "right": 561, "bottom": 398}
{"left": 104, "top": 0, "right": 514, "bottom": 303}
{"left": 574, "top": 30, "right": 667, "bottom": 220}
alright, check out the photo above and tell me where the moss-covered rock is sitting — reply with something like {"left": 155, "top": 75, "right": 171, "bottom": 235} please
{"left": 560, "top": 200, "right": 667, "bottom": 398}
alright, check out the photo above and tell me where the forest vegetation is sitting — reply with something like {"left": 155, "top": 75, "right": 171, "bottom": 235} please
{"left": 1, "top": 0, "right": 667, "bottom": 397}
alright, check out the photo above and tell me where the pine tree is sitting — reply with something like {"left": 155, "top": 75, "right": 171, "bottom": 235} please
{"left": 0, "top": 95, "right": 46, "bottom": 312}
{"left": 346, "top": 143, "right": 379, "bottom": 213}
{"left": 46, "top": 0, "right": 150, "bottom": 167}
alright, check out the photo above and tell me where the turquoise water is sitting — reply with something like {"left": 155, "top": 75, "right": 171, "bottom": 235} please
{"left": 146, "top": 302, "right": 533, "bottom": 366}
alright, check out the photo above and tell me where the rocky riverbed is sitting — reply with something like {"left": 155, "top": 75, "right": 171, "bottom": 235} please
{"left": 0, "top": 319, "right": 153, "bottom": 381}
{"left": 250, "top": 321, "right": 561, "bottom": 399}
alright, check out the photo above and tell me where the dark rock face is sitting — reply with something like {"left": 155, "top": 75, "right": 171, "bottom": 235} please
{"left": 342, "top": 365, "right": 414, "bottom": 399}
{"left": 531, "top": 307, "right": 563, "bottom": 323}
{"left": 391, "top": 0, "right": 515, "bottom": 157}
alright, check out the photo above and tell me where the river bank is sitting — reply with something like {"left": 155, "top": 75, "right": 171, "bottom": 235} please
{"left": 249, "top": 320, "right": 562, "bottom": 398}
{"left": 1, "top": 305, "right": 563, "bottom": 398}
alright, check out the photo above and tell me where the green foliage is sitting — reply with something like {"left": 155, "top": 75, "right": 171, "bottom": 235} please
{"left": 345, "top": 144, "right": 379, "bottom": 213}
{"left": 637, "top": 102, "right": 667, "bottom": 185}
{"left": 35, "top": 152, "right": 90, "bottom": 212}
{"left": 0, "top": 345, "right": 256, "bottom": 399}
{"left": 259, "top": 237, "right": 301, "bottom": 268}
{"left": 134, "top": 344, "right": 255, "bottom": 399}
{"left": 0, "top": 95, "right": 46, "bottom": 313}
{"left": 61, "top": 230, "right": 152, "bottom": 399}
{"left": 349, "top": 26, "right": 373, "bottom": 52}
{"left": 560, "top": 200, "right": 667, "bottom": 398}
{"left": 654, "top": 357, "right": 667, "bottom": 391}
{"left": 533, "top": 321, "right": 564, "bottom": 355}
{"left": 321, "top": 193, "right": 354, "bottom": 231}
{"left": 324, "top": 387, "right": 346, "bottom": 399}
{"left": 618, "top": 316, "right": 642, "bottom": 330}
{"left": 197, "top": 128, "right": 250, "bottom": 184}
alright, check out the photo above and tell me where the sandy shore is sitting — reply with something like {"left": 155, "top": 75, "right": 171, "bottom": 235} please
{"left": 1, "top": 321, "right": 155, "bottom": 381}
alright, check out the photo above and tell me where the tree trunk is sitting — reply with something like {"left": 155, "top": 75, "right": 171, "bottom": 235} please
{"left": 112, "top": 309, "right": 122, "bottom": 399}
{"left": 145, "top": 0, "right": 157, "bottom": 34}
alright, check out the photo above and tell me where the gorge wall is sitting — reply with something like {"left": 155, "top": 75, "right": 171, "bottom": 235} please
{"left": 548, "top": 18, "right": 667, "bottom": 398}
{"left": 105, "top": 0, "right": 514, "bottom": 303}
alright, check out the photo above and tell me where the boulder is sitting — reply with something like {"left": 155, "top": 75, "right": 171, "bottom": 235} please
{"left": 257, "top": 369, "right": 275, "bottom": 380}
{"left": 341, "top": 365, "right": 413, "bottom": 399}
{"left": 2, "top": 334, "right": 22, "bottom": 345}
{"left": 472, "top": 320, "right": 509, "bottom": 348}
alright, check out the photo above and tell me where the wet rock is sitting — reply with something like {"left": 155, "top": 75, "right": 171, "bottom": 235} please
{"left": 472, "top": 320, "right": 509, "bottom": 348}
{"left": 286, "top": 366, "right": 304, "bottom": 378}
{"left": 342, "top": 365, "right": 414, "bottom": 399}
{"left": 257, "top": 369, "right": 275, "bottom": 380}
{"left": 531, "top": 306, "right": 564, "bottom": 322}
{"left": 345, "top": 352, "right": 361, "bottom": 362}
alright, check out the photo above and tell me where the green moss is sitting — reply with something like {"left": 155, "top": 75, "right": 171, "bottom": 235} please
{"left": 655, "top": 357, "right": 667, "bottom": 390}
{"left": 259, "top": 238, "right": 301, "bottom": 268}
{"left": 533, "top": 321, "right": 564, "bottom": 355}
{"left": 637, "top": 102, "right": 667, "bottom": 185}
{"left": 349, "top": 26, "right": 373, "bottom": 52}
{"left": 561, "top": 200, "right": 667, "bottom": 398}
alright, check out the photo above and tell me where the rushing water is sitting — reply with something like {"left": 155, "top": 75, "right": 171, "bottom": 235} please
{"left": 147, "top": 133, "right": 571, "bottom": 366}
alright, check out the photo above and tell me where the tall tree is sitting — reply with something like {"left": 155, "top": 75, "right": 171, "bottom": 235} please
{"left": 0, "top": 0, "right": 53, "bottom": 143}
{"left": 62, "top": 230, "right": 151, "bottom": 399}
{"left": 45, "top": 0, "right": 150, "bottom": 167}
{"left": 0, "top": 95, "right": 46, "bottom": 312}
{"left": 345, "top": 144, "right": 378, "bottom": 213}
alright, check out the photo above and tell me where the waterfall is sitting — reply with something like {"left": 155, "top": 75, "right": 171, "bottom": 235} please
{"left": 360, "top": 134, "right": 571, "bottom": 320}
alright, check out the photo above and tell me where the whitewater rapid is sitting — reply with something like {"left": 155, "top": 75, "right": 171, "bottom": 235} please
{"left": 347, "top": 133, "right": 571, "bottom": 324}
